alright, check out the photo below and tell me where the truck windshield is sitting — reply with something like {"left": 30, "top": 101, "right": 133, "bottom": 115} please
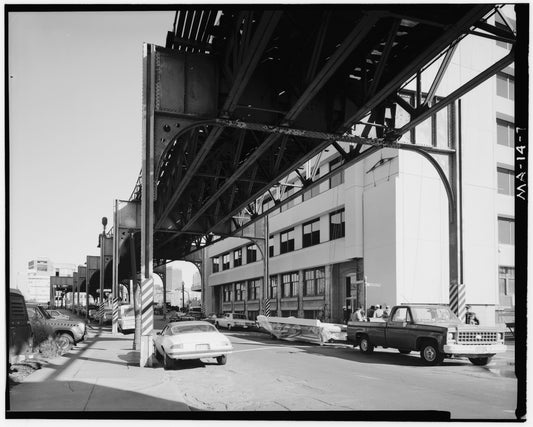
{"left": 410, "top": 306, "right": 459, "bottom": 323}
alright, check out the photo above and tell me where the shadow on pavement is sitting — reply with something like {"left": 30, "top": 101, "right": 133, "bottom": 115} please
{"left": 7, "top": 379, "right": 194, "bottom": 413}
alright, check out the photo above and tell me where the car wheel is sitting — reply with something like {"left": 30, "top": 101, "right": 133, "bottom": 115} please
{"left": 420, "top": 341, "right": 444, "bottom": 365}
{"left": 56, "top": 333, "right": 74, "bottom": 352}
{"left": 163, "top": 350, "right": 173, "bottom": 370}
{"left": 215, "top": 322, "right": 219, "bottom": 328}
{"left": 398, "top": 349, "right": 411, "bottom": 354}
{"left": 216, "top": 355, "right": 227, "bottom": 365}
{"left": 469, "top": 356, "right": 493, "bottom": 366}
{"left": 359, "top": 336, "right": 374, "bottom": 354}
{"left": 227, "top": 324, "right": 232, "bottom": 331}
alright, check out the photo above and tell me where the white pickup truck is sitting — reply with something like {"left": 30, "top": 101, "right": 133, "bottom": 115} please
{"left": 215, "top": 313, "right": 256, "bottom": 330}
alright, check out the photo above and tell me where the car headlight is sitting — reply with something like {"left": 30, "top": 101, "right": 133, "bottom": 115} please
{"left": 447, "top": 332, "right": 456, "bottom": 343}
{"left": 498, "top": 332, "right": 504, "bottom": 341}
{"left": 170, "top": 344, "right": 183, "bottom": 349}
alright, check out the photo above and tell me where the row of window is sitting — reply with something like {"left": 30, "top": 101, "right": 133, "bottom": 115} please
{"left": 213, "top": 208, "right": 345, "bottom": 272}
{"left": 498, "top": 217, "right": 515, "bottom": 245}
{"left": 271, "top": 209, "right": 345, "bottom": 256}
{"left": 221, "top": 267, "right": 326, "bottom": 302}
{"left": 213, "top": 244, "right": 258, "bottom": 273}
{"left": 497, "top": 167, "right": 514, "bottom": 196}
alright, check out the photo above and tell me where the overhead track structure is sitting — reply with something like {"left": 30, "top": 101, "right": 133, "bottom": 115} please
{"left": 125, "top": 5, "right": 515, "bottom": 269}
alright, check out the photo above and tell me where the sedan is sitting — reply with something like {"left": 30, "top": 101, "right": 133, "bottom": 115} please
{"left": 46, "top": 309, "right": 70, "bottom": 320}
{"left": 153, "top": 321, "right": 233, "bottom": 370}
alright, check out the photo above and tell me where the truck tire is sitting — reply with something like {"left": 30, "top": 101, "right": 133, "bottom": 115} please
{"left": 469, "top": 356, "right": 493, "bottom": 366}
{"left": 359, "top": 336, "right": 374, "bottom": 354}
{"left": 420, "top": 341, "right": 444, "bottom": 365}
{"left": 216, "top": 355, "right": 227, "bottom": 365}
{"left": 57, "top": 333, "right": 74, "bottom": 352}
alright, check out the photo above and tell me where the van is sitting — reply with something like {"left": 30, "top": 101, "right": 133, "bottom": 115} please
{"left": 9, "top": 289, "right": 33, "bottom": 363}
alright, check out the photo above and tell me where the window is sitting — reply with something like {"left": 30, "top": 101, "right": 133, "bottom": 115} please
{"left": 223, "top": 285, "right": 232, "bottom": 302}
{"left": 497, "top": 167, "right": 514, "bottom": 196}
{"left": 234, "top": 249, "right": 242, "bottom": 267}
{"left": 304, "top": 310, "right": 322, "bottom": 320}
{"left": 246, "top": 244, "right": 258, "bottom": 263}
{"left": 281, "top": 310, "right": 298, "bottom": 317}
{"left": 247, "top": 279, "right": 261, "bottom": 300}
{"left": 280, "top": 228, "right": 295, "bottom": 254}
{"left": 499, "top": 266, "right": 515, "bottom": 307}
{"left": 222, "top": 253, "right": 230, "bottom": 270}
{"left": 303, "top": 218, "right": 320, "bottom": 247}
{"left": 329, "top": 157, "right": 344, "bottom": 188}
{"left": 498, "top": 217, "right": 515, "bottom": 245}
{"left": 496, "top": 72, "right": 514, "bottom": 100}
{"left": 497, "top": 118, "right": 514, "bottom": 147}
{"left": 269, "top": 235, "right": 274, "bottom": 257}
{"left": 304, "top": 267, "right": 325, "bottom": 296}
{"left": 282, "top": 272, "right": 299, "bottom": 297}
{"left": 303, "top": 168, "right": 321, "bottom": 201}
{"left": 281, "top": 185, "right": 299, "bottom": 212}
{"left": 212, "top": 257, "right": 219, "bottom": 273}
{"left": 247, "top": 311, "right": 259, "bottom": 321}
{"left": 330, "top": 209, "right": 345, "bottom": 240}
{"left": 235, "top": 282, "right": 245, "bottom": 301}
{"left": 391, "top": 307, "right": 411, "bottom": 322}
{"left": 268, "top": 275, "right": 278, "bottom": 299}
{"left": 262, "top": 196, "right": 275, "bottom": 213}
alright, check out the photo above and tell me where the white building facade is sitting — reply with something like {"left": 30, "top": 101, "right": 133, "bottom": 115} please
{"left": 198, "top": 10, "right": 515, "bottom": 326}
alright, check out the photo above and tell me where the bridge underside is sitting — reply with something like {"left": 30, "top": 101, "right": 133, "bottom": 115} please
{"left": 122, "top": 4, "right": 512, "bottom": 269}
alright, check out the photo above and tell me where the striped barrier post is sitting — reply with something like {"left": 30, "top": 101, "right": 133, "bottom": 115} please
{"left": 97, "top": 302, "right": 105, "bottom": 322}
{"left": 112, "top": 297, "right": 119, "bottom": 334}
{"left": 141, "top": 277, "right": 154, "bottom": 336}
{"left": 449, "top": 282, "right": 466, "bottom": 322}
{"left": 264, "top": 298, "right": 271, "bottom": 317}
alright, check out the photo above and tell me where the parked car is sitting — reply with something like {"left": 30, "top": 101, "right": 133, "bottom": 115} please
{"left": 347, "top": 304, "right": 506, "bottom": 365}
{"left": 46, "top": 309, "right": 70, "bottom": 320}
{"left": 27, "top": 304, "right": 86, "bottom": 351}
{"left": 118, "top": 304, "right": 135, "bottom": 333}
{"left": 9, "top": 289, "right": 33, "bottom": 363}
{"left": 215, "top": 313, "right": 256, "bottom": 330}
{"left": 202, "top": 313, "right": 219, "bottom": 325}
{"left": 153, "top": 320, "right": 233, "bottom": 369}
{"left": 188, "top": 307, "right": 203, "bottom": 320}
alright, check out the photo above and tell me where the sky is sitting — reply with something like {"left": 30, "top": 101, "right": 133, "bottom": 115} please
{"left": 8, "top": 10, "right": 200, "bottom": 286}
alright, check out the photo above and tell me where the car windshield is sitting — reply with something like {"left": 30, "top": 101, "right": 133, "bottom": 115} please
{"left": 410, "top": 306, "right": 459, "bottom": 323}
{"left": 170, "top": 324, "right": 217, "bottom": 334}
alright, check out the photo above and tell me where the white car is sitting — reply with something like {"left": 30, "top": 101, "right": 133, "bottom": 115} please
{"left": 153, "top": 321, "right": 233, "bottom": 370}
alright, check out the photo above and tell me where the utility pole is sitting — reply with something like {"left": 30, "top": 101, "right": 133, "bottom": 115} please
{"left": 99, "top": 217, "right": 107, "bottom": 326}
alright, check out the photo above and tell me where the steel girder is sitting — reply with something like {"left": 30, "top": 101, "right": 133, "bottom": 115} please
{"left": 130, "top": 5, "right": 514, "bottom": 261}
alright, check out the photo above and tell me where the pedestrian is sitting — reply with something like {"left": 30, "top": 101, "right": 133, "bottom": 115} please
{"left": 350, "top": 306, "right": 364, "bottom": 322}
{"left": 343, "top": 306, "right": 350, "bottom": 324}
{"left": 366, "top": 305, "right": 376, "bottom": 320}
{"left": 373, "top": 304, "right": 384, "bottom": 318}
{"left": 383, "top": 305, "right": 391, "bottom": 318}
{"left": 465, "top": 305, "right": 479, "bottom": 325}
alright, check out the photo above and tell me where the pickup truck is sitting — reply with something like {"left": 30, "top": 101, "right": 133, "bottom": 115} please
{"left": 347, "top": 304, "right": 506, "bottom": 366}
{"left": 215, "top": 313, "right": 256, "bottom": 330}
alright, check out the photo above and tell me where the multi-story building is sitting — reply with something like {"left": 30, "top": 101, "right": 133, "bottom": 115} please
{"left": 26, "top": 257, "right": 77, "bottom": 303}
{"left": 197, "top": 9, "right": 515, "bottom": 326}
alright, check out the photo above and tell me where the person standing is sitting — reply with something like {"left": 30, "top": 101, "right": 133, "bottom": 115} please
{"left": 373, "top": 304, "right": 384, "bottom": 318}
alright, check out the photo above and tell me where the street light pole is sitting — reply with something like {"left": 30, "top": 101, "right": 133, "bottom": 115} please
{"left": 99, "top": 217, "right": 107, "bottom": 326}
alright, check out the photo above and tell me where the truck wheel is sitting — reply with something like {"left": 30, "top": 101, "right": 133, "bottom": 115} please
{"left": 398, "top": 349, "right": 411, "bottom": 354}
{"left": 57, "top": 333, "right": 74, "bottom": 352}
{"left": 469, "top": 356, "right": 493, "bottom": 366}
{"left": 216, "top": 355, "right": 227, "bottom": 365}
{"left": 359, "top": 336, "right": 374, "bottom": 354}
{"left": 420, "top": 342, "right": 444, "bottom": 365}
{"left": 163, "top": 351, "right": 173, "bottom": 370}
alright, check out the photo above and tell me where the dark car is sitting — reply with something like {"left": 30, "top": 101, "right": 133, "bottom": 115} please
{"left": 9, "top": 289, "right": 33, "bottom": 363}
{"left": 27, "top": 304, "right": 87, "bottom": 351}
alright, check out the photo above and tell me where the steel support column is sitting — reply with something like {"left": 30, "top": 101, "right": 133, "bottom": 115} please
{"left": 112, "top": 200, "right": 119, "bottom": 335}
{"left": 140, "top": 43, "right": 156, "bottom": 367}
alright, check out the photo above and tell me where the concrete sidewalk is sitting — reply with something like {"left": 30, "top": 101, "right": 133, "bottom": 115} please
{"left": 8, "top": 323, "right": 191, "bottom": 412}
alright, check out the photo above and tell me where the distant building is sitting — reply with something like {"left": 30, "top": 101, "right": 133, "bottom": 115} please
{"left": 26, "top": 257, "right": 77, "bottom": 303}
{"left": 191, "top": 271, "right": 201, "bottom": 292}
